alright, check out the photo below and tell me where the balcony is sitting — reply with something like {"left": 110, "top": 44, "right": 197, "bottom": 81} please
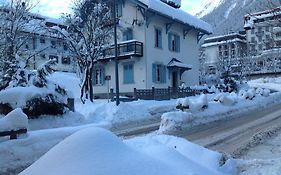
{"left": 102, "top": 40, "right": 143, "bottom": 61}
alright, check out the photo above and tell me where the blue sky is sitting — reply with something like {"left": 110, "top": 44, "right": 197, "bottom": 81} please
{"left": 32, "top": 0, "right": 208, "bottom": 18}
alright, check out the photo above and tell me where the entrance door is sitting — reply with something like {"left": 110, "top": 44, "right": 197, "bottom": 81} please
{"left": 172, "top": 71, "right": 178, "bottom": 88}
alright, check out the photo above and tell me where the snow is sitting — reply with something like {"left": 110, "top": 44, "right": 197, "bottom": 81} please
{"left": 139, "top": 0, "right": 212, "bottom": 34}
{"left": 159, "top": 91, "right": 281, "bottom": 134}
{"left": 20, "top": 127, "right": 235, "bottom": 175}
{"left": 0, "top": 108, "right": 28, "bottom": 132}
{"left": 0, "top": 85, "right": 67, "bottom": 109}
{"left": 224, "top": 2, "right": 236, "bottom": 18}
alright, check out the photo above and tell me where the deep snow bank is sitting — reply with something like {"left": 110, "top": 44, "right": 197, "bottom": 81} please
{"left": 20, "top": 127, "right": 236, "bottom": 175}
{"left": 159, "top": 92, "right": 281, "bottom": 134}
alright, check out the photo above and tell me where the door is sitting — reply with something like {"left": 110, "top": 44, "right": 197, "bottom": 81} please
{"left": 172, "top": 71, "right": 178, "bottom": 88}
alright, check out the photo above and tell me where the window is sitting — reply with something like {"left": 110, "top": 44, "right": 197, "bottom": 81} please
{"left": 63, "top": 42, "right": 68, "bottom": 51}
{"left": 123, "top": 63, "right": 134, "bottom": 84}
{"left": 49, "top": 55, "right": 58, "bottom": 63}
{"left": 168, "top": 33, "right": 180, "bottom": 52}
{"left": 152, "top": 63, "right": 166, "bottom": 83}
{"left": 62, "top": 57, "right": 71, "bottom": 65}
{"left": 251, "top": 37, "right": 255, "bottom": 43}
{"left": 40, "top": 54, "right": 46, "bottom": 59}
{"left": 155, "top": 28, "right": 162, "bottom": 48}
{"left": 265, "top": 26, "right": 270, "bottom": 32}
{"left": 258, "top": 36, "right": 262, "bottom": 42}
{"left": 51, "top": 40, "right": 56, "bottom": 48}
{"left": 258, "top": 44, "right": 263, "bottom": 50}
{"left": 123, "top": 28, "right": 133, "bottom": 41}
{"left": 93, "top": 67, "right": 105, "bottom": 86}
{"left": 251, "top": 29, "right": 255, "bottom": 34}
{"left": 116, "top": 1, "right": 123, "bottom": 17}
{"left": 25, "top": 44, "right": 29, "bottom": 49}
{"left": 40, "top": 38, "right": 46, "bottom": 44}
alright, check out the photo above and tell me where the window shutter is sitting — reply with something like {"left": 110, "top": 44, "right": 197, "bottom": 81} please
{"left": 168, "top": 33, "right": 172, "bottom": 51}
{"left": 152, "top": 64, "right": 156, "bottom": 83}
{"left": 101, "top": 68, "right": 105, "bottom": 85}
{"left": 159, "top": 30, "right": 162, "bottom": 48}
{"left": 160, "top": 65, "right": 166, "bottom": 83}
{"left": 93, "top": 70, "right": 97, "bottom": 86}
{"left": 176, "top": 35, "right": 180, "bottom": 52}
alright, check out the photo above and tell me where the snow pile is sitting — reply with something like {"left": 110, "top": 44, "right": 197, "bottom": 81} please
{"left": 176, "top": 94, "right": 208, "bottom": 112}
{"left": 20, "top": 127, "right": 236, "bottom": 175}
{"left": 0, "top": 108, "right": 28, "bottom": 132}
{"left": 189, "top": 94, "right": 208, "bottom": 112}
{"left": 0, "top": 85, "right": 67, "bottom": 109}
{"left": 159, "top": 92, "right": 281, "bottom": 134}
{"left": 217, "top": 93, "right": 238, "bottom": 106}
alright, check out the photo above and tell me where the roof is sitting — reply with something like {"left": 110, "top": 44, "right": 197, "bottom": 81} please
{"left": 202, "top": 33, "right": 246, "bottom": 47}
{"left": 244, "top": 7, "right": 281, "bottom": 29}
{"left": 137, "top": 0, "right": 212, "bottom": 34}
{"left": 167, "top": 58, "right": 192, "bottom": 70}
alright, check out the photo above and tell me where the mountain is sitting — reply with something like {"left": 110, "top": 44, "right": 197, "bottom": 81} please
{"left": 199, "top": 0, "right": 281, "bottom": 35}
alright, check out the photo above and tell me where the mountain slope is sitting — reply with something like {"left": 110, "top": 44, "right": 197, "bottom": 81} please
{"left": 200, "top": 0, "right": 281, "bottom": 35}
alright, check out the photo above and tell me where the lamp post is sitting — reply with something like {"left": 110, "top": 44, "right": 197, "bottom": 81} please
{"left": 113, "top": 0, "right": 120, "bottom": 105}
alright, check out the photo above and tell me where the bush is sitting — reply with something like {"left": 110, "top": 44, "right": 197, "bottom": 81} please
{"left": 0, "top": 103, "right": 13, "bottom": 115}
{"left": 23, "top": 94, "right": 66, "bottom": 119}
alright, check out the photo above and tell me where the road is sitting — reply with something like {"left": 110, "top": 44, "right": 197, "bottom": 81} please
{"left": 181, "top": 103, "right": 281, "bottom": 157}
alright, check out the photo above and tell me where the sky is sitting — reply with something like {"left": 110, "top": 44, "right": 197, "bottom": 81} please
{"left": 31, "top": 0, "right": 210, "bottom": 19}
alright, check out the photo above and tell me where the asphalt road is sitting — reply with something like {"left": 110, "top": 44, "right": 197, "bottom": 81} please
{"left": 182, "top": 103, "right": 281, "bottom": 156}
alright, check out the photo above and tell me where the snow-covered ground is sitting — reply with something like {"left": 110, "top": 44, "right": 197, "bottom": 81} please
{"left": 20, "top": 127, "right": 236, "bottom": 175}
{"left": 2, "top": 72, "right": 281, "bottom": 174}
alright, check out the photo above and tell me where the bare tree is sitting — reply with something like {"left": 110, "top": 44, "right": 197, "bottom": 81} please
{"left": 57, "top": 0, "right": 114, "bottom": 103}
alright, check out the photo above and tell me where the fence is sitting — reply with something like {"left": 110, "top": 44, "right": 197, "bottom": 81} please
{"left": 108, "top": 87, "right": 206, "bottom": 101}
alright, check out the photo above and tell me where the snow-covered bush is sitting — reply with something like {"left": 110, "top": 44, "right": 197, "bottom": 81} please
{"left": 176, "top": 98, "right": 190, "bottom": 111}
{"left": 247, "top": 89, "right": 256, "bottom": 100}
{"left": 176, "top": 94, "right": 208, "bottom": 112}
{"left": 0, "top": 60, "right": 70, "bottom": 118}
{"left": 263, "top": 89, "right": 270, "bottom": 97}
{"left": 218, "top": 93, "right": 238, "bottom": 106}
{"left": 214, "top": 93, "right": 224, "bottom": 102}
{"left": 238, "top": 90, "right": 248, "bottom": 99}
{"left": 189, "top": 94, "right": 208, "bottom": 112}
{"left": 255, "top": 88, "right": 264, "bottom": 96}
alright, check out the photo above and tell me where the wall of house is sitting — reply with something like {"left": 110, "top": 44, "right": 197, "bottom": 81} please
{"left": 145, "top": 15, "right": 200, "bottom": 88}
{"left": 94, "top": 0, "right": 201, "bottom": 94}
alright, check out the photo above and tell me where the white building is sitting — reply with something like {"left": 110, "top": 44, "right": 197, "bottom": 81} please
{"left": 244, "top": 7, "right": 281, "bottom": 55}
{"left": 93, "top": 0, "right": 212, "bottom": 97}
{"left": 243, "top": 7, "right": 281, "bottom": 75}
{"left": 200, "top": 33, "right": 247, "bottom": 75}
{"left": 0, "top": 7, "right": 75, "bottom": 72}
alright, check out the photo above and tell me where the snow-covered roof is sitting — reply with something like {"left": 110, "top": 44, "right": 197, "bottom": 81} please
{"left": 244, "top": 7, "right": 281, "bottom": 29}
{"left": 167, "top": 58, "right": 192, "bottom": 70}
{"left": 137, "top": 0, "right": 212, "bottom": 34}
{"left": 202, "top": 33, "right": 246, "bottom": 48}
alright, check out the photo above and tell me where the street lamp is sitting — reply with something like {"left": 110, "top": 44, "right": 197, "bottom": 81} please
{"left": 113, "top": 0, "right": 120, "bottom": 106}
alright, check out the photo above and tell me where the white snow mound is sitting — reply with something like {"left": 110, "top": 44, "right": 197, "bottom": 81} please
{"left": 20, "top": 127, "right": 233, "bottom": 175}
{"left": 0, "top": 108, "right": 28, "bottom": 132}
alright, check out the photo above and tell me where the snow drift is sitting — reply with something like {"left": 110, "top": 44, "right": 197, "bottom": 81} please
{"left": 0, "top": 108, "right": 28, "bottom": 132}
{"left": 20, "top": 127, "right": 235, "bottom": 175}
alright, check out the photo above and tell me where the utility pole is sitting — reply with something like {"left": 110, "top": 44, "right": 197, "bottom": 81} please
{"left": 113, "top": 0, "right": 120, "bottom": 106}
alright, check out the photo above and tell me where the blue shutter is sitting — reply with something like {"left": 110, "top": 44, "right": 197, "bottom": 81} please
{"left": 127, "top": 29, "right": 133, "bottom": 40}
{"left": 168, "top": 33, "right": 172, "bottom": 51}
{"left": 159, "top": 30, "right": 162, "bottom": 48}
{"left": 176, "top": 35, "right": 180, "bottom": 52}
{"left": 124, "top": 64, "right": 134, "bottom": 84}
{"left": 101, "top": 68, "right": 105, "bottom": 85}
{"left": 93, "top": 69, "right": 97, "bottom": 86}
{"left": 152, "top": 63, "right": 156, "bottom": 83}
{"left": 160, "top": 65, "right": 166, "bottom": 83}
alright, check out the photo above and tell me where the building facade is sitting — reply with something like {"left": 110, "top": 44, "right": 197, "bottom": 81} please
{"left": 92, "top": 0, "right": 212, "bottom": 97}
{"left": 200, "top": 33, "right": 247, "bottom": 75}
